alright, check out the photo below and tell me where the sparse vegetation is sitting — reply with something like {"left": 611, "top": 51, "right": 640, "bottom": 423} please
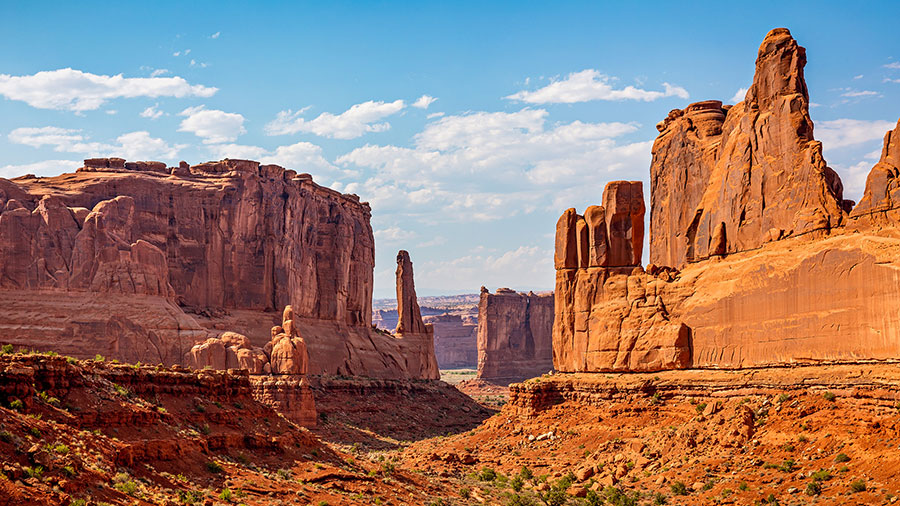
{"left": 850, "top": 479, "right": 867, "bottom": 493}
{"left": 823, "top": 391, "right": 836, "bottom": 402}
{"left": 1, "top": 344, "right": 13, "bottom": 354}
{"left": 206, "top": 461, "right": 223, "bottom": 474}
{"left": 670, "top": 481, "right": 688, "bottom": 495}
{"left": 478, "top": 466, "right": 497, "bottom": 481}
{"left": 806, "top": 481, "right": 822, "bottom": 496}
{"left": 834, "top": 453, "right": 850, "bottom": 463}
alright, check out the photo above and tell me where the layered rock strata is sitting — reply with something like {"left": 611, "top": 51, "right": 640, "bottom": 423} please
{"left": 649, "top": 28, "right": 848, "bottom": 269}
{"left": 0, "top": 159, "right": 436, "bottom": 380}
{"left": 393, "top": 250, "right": 440, "bottom": 380}
{"left": 553, "top": 28, "right": 900, "bottom": 373}
{"left": 476, "top": 287, "right": 553, "bottom": 384}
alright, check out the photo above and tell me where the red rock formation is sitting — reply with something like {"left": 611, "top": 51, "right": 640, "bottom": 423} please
{"left": 476, "top": 287, "right": 554, "bottom": 384}
{"left": 0, "top": 159, "right": 436, "bottom": 380}
{"left": 650, "top": 28, "right": 847, "bottom": 269}
{"left": 850, "top": 118, "right": 900, "bottom": 221}
{"left": 555, "top": 28, "right": 900, "bottom": 373}
{"left": 392, "top": 250, "right": 440, "bottom": 380}
{"left": 553, "top": 182, "right": 691, "bottom": 373}
{"left": 426, "top": 313, "right": 478, "bottom": 369}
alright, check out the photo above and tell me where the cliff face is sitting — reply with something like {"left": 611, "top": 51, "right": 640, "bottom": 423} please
{"left": 476, "top": 287, "right": 553, "bottom": 384}
{"left": 426, "top": 313, "right": 478, "bottom": 369}
{"left": 650, "top": 28, "right": 848, "bottom": 269}
{"left": 553, "top": 28, "right": 900, "bottom": 373}
{"left": 0, "top": 159, "right": 434, "bottom": 380}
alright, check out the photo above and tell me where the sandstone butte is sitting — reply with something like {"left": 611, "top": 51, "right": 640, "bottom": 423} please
{"left": 476, "top": 287, "right": 553, "bottom": 384}
{"left": 0, "top": 158, "right": 439, "bottom": 386}
{"left": 553, "top": 28, "right": 900, "bottom": 373}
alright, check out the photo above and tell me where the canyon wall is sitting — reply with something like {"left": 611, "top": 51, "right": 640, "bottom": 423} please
{"left": 426, "top": 313, "right": 478, "bottom": 369}
{"left": 553, "top": 28, "right": 900, "bottom": 373}
{"left": 0, "top": 159, "right": 436, "bottom": 380}
{"left": 477, "top": 287, "right": 553, "bottom": 384}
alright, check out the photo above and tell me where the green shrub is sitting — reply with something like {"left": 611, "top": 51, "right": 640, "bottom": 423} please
{"left": 113, "top": 479, "right": 137, "bottom": 495}
{"left": 652, "top": 492, "right": 668, "bottom": 505}
{"left": 738, "top": 481, "right": 748, "bottom": 491}
{"left": 806, "top": 481, "right": 821, "bottom": 496}
{"left": 219, "top": 488, "right": 233, "bottom": 502}
{"left": 810, "top": 469, "right": 831, "bottom": 482}
{"left": 510, "top": 474, "right": 524, "bottom": 491}
{"left": 24, "top": 465, "right": 43, "bottom": 479}
{"left": 206, "top": 461, "right": 223, "bottom": 474}
{"left": 9, "top": 399, "right": 23, "bottom": 411}
{"left": 459, "top": 487, "right": 470, "bottom": 499}
{"left": 478, "top": 466, "right": 497, "bottom": 481}
{"left": 1, "top": 344, "right": 13, "bottom": 355}
{"left": 670, "top": 481, "right": 688, "bottom": 495}
{"left": 834, "top": 453, "right": 850, "bottom": 463}
{"left": 94, "top": 354, "right": 105, "bottom": 362}
{"left": 823, "top": 391, "right": 836, "bottom": 402}
{"left": 850, "top": 479, "right": 866, "bottom": 493}
{"left": 518, "top": 466, "right": 533, "bottom": 481}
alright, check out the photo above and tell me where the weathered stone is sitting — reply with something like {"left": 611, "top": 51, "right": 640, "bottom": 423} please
{"left": 393, "top": 250, "right": 440, "bottom": 380}
{"left": 476, "top": 287, "right": 554, "bottom": 384}
{"left": 650, "top": 28, "right": 846, "bottom": 268}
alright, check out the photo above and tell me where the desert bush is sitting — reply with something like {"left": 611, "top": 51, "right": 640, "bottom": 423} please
{"left": 834, "top": 453, "right": 850, "bottom": 463}
{"left": 24, "top": 465, "right": 43, "bottom": 479}
{"left": 806, "top": 481, "right": 821, "bottom": 496}
{"left": 219, "top": 488, "right": 233, "bottom": 502}
{"left": 0, "top": 344, "right": 12, "bottom": 354}
{"left": 206, "top": 461, "right": 223, "bottom": 474}
{"left": 478, "top": 466, "right": 497, "bottom": 481}
{"left": 9, "top": 399, "right": 23, "bottom": 411}
{"left": 823, "top": 391, "right": 836, "bottom": 402}
{"left": 670, "top": 481, "right": 688, "bottom": 495}
{"left": 850, "top": 479, "right": 866, "bottom": 493}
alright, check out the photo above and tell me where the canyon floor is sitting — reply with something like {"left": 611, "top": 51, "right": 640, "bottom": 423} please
{"left": 2, "top": 353, "right": 899, "bottom": 506}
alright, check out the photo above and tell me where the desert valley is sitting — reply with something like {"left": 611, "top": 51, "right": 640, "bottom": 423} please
{"left": 1, "top": 11, "right": 900, "bottom": 506}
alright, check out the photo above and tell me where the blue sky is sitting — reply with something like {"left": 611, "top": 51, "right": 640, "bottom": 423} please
{"left": 1, "top": 1, "right": 899, "bottom": 298}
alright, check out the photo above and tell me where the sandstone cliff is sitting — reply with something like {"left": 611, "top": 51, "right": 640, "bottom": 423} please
{"left": 476, "top": 287, "right": 553, "bottom": 384}
{"left": 0, "top": 159, "right": 436, "bottom": 380}
{"left": 650, "top": 28, "right": 848, "bottom": 269}
{"left": 393, "top": 250, "right": 440, "bottom": 380}
{"left": 426, "top": 313, "right": 478, "bottom": 369}
{"left": 553, "top": 28, "right": 900, "bottom": 373}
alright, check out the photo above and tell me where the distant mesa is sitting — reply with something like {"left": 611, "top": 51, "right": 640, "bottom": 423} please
{"left": 476, "top": 287, "right": 554, "bottom": 384}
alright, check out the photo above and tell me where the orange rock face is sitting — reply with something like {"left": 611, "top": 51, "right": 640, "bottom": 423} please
{"left": 650, "top": 28, "right": 848, "bottom": 269}
{"left": 393, "top": 250, "right": 440, "bottom": 380}
{"left": 476, "top": 287, "right": 554, "bottom": 384}
{"left": 0, "top": 159, "right": 436, "bottom": 380}
{"left": 554, "top": 28, "right": 900, "bottom": 373}
{"left": 553, "top": 182, "right": 691, "bottom": 373}
{"left": 850, "top": 118, "right": 900, "bottom": 221}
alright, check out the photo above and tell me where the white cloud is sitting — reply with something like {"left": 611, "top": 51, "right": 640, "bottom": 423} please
{"left": 412, "top": 95, "right": 437, "bottom": 109}
{"left": 426, "top": 112, "right": 444, "bottom": 119}
{"left": 210, "top": 31, "right": 220, "bottom": 39}
{"left": 841, "top": 90, "right": 880, "bottom": 98}
{"left": 885, "top": 78, "right": 900, "bottom": 84}
{"left": 417, "top": 236, "right": 447, "bottom": 248}
{"left": 884, "top": 62, "right": 900, "bottom": 69}
{"left": 0, "top": 68, "right": 216, "bottom": 112}
{"left": 150, "top": 68, "right": 169, "bottom": 78}
{"left": 9, "top": 126, "right": 185, "bottom": 160}
{"left": 374, "top": 227, "right": 417, "bottom": 243}
{"left": 337, "top": 108, "right": 648, "bottom": 222}
{"left": 0, "top": 159, "right": 82, "bottom": 179}
{"left": 178, "top": 106, "right": 246, "bottom": 144}
{"left": 105, "top": 110, "right": 117, "bottom": 115}
{"left": 853, "top": 74, "right": 864, "bottom": 80}
{"left": 817, "top": 119, "right": 895, "bottom": 150}
{"left": 265, "top": 99, "right": 406, "bottom": 139}
{"left": 505, "top": 69, "right": 689, "bottom": 104}
{"left": 190, "top": 59, "right": 209, "bottom": 68}
{"left": 140, "top": 104, "right": 164, "bottom": 120}
{"left": 730, "top": 87, "right": 748, "bottom": 103}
